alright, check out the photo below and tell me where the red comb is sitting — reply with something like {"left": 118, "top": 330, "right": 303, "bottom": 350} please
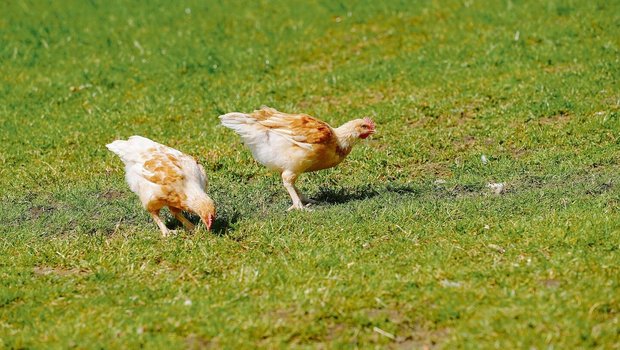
{"left": 363, "top": 117, "right": 376, "bottom": 130}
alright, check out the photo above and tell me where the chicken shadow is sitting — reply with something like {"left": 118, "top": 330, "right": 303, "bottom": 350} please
{"left": 166, "top": 211, "right": 241, "bottom": 236}
{"left": 163, "top": 183, "right": 420, "bottom": 231}
{"left": 310, "top": 183, "right": 419, "bottom": 205}
{"left": 312, "top": 186, "right": 378, "bottom": 204}
{"left": 211, "top": 211, "right": 241, "bottom": 236}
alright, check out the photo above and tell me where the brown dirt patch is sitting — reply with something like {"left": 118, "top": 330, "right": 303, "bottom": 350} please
{"left": 185, "top": 334, "right": 219, "bottom": 349}
{"left": 392, "top": 326, "right": 451, "bottom": 349}
{"left": 100, "top": 189, "right": 125, "bottom": 200}
{"left": 539, "top": 279, "right": 561, "bottom": 288}
{"left": 33, "top": 266, "right": 88, "bottom": 276}
{"left": 29, "top": 205, "right": 56, "bottom": 219}
{"left": 364, "top": 308, "right": 407, "bottom": 324}
{"left": 324, "top": 323, "right": 348, "bottom": 341}
{"left": 537, "top": 113, "right": 571, "bottom": 126}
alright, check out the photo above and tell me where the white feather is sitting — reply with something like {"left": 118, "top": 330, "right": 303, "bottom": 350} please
{"left": 219, "top": 112, "right": 313, "bottom": 171}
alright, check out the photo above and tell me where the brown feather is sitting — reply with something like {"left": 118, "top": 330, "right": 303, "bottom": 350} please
{"left": 143, "top": 147, "right": 185, "bottom": 186}
{"left": 250, "top": 107, "right": 335, "bottom": 145}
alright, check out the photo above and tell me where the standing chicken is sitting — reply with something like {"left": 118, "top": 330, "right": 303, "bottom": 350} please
{"left": 219, "top": 106, "right": 375, "bottom": 210}
{"left": 106, "top": 136, "right": 216, "bottom": 236}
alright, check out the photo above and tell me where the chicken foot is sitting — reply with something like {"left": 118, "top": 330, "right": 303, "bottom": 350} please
{"left": 282, "top": 170, "right": 312, "bottom": 211}
{"left": 149, "top": 209, "right": 171, "bottom": 237}
{"left": 297, "top": 191, "right": 318, "bottom": 205}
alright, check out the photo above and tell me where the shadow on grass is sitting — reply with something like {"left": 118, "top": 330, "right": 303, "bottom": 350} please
{"left": 311, "top": 183, "right": 420, "bottom": 205}
{"left": 160, "top": 182, "right": 425, "bottom": 233}
{"left": 313, "top": 185, "right": 380, "bottom": 204}
{"left": 211, "top": 211, "right": 241, "bottom": 236}
{"left": 385, "top": 183, "right": 420, "bottom": 195}
{"left": 165, "top": 210, "right": 240, "bottom": 236}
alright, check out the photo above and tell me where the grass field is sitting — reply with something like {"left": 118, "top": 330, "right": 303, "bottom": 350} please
{"left": 1, "top": 0, "right": 619, "bottom": 348}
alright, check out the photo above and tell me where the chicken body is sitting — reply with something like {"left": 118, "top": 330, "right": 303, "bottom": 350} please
{"left": 106, "top": 136, "right": 216, "bottom": 236}
{"left": 219, "top": 107, "right": 375, "bottom": 210}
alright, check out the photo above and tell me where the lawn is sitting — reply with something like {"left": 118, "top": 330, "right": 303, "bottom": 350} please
{"left": 1, "top": 0, "right": 619, "bottom": 348}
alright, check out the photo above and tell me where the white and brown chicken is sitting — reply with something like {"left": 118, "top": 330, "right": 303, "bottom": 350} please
{"left": 106, "top": 136, "right": 216, "bottom": 236}
{"left": 219, "top": 106, "right": 375, "bottom": 210}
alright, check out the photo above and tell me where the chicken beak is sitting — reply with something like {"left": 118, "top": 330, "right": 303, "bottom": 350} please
{"left": 206, "top": 214, "right": 215, "bottom": 231}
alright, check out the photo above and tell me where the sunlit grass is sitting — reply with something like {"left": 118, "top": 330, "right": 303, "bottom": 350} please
{"left": 1, "top": 0, "right": 619, "bottom": 348}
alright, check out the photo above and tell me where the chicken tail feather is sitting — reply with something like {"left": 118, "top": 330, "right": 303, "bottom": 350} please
{"left": 106, "top": 136, "right": 155, "bottom": 164}
{"left": 218, "top": 112, "right": 263, "bottom": 138}
{"left": 219, "top": 112, "right": 254, "bottom": 126}
{"left": 106, "top": 140, "right": 129, "bottom": 157}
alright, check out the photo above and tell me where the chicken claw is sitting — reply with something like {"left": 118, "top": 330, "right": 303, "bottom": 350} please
{"left": 287, "top": 204, "right": 314, "bottom": 212}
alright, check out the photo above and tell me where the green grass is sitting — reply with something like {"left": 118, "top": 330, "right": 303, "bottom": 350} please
{"left": 1, "top": 0, "right": 619, "bottom": 348}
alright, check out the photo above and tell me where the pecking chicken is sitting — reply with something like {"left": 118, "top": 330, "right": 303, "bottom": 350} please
{"left": 106, "top": 136, "right": 216, "bottom": 236}
{"left": 219, "top": 106, "right": 375, "bottom": 210}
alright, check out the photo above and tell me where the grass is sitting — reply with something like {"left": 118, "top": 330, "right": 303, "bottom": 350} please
{"left": 1, "top": 0, "right": 619, "bottom": 348}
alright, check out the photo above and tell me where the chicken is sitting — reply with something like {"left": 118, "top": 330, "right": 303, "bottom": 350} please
{"left": 219, "top": 106, "right": 375, "bottom": 210}
{"left": 106, "top": 136, "right": 216, "bottom": 236}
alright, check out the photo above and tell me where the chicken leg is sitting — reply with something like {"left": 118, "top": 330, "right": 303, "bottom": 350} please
{"left": 169, "top": 207, "right": 196, "bottom": 231}
{"left": 282, "top": 170, "right": 306, "bottom": 211}
{"left": 149, "top": 209, "right": 170, "bottom": 237}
